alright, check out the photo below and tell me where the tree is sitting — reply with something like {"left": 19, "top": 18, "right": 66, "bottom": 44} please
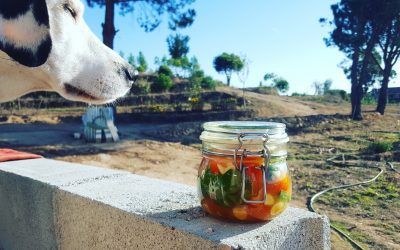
{"left": 137, "top": 51, "right": 148, "bottom": 73}
{"left": 312, "top": 81, "right": 324, "bottom": 95}
{"left": 371, "top": 6, "right": 400, "bottom": 114}
{"left": 167, "top": 56, "right": 190, "bottom": 77}
{"left": 154, "top": 56, "right": 168, "bottom": 67}
{"left": 263, "top": 73, "right": 277, "bottom": 86}
{"left": 201, "top": 76, "right": 216, "bottom": 90}
{"left": 273, "top": 78, "right": 289, "bottom": 94}
{"left": 339, "top": 52, "right": 383, "bottom": 95}
{"left": 86, "top": 0, "right": 196, "bottom": 49}
{"left": 151, "top": 74, "right": 173, "bottom": 92}
{"left": 165, "top": 33, "right": 192, "bottom": 77}
{"left": 323, "top": 79, "right": 333, "bottom": 94}
{"left": 126, "top": 52, "right": 147, "bottom": 72}
{"left": 158, "top": 65, "right": 173, "bottom": 78}
{"left": 167, "top": 33, "right": 190, "bottom": 59}
{"left": 127, "top": 53, "right": 136, "bottom": 67}
{"left": 213, "top": 53, "right": 244, "bottom": 86}
{"left": 188, "top": 56, "right": 201, "bottom": 75}
{"left": 86, "top": 0, "right": 195, "bottom": 119}
{"left": 237, "top": 55, "right": 250, "bottom": 108}
{"left": 312, "top": 79, "right": 332, "bottom": 95}
{"left": 322, "top": 0, "right": 396, "bottom": 120}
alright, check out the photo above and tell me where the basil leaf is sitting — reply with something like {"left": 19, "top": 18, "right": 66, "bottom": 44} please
{"left": 217, "top": 169, "right": 242, "bottom": 206}
{"left": 200, "top": 167, "right": 243, "bottom": 207}
{"left": 200, "top": 166, "right": 212, "bottom": 198}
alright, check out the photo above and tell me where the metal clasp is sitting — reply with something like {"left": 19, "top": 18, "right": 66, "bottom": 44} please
{"left": 234, "top": 133, "right": 270, "bottom": 204}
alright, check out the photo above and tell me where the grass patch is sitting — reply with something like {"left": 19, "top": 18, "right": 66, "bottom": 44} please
{"left": 290, "top": 153, "right": 324, "bottom": 161}
{"left": 371, "top": 222, "right": 400, "bottom": 236}
{"left": 316, "top": 175, "right": 400, "bottom": 213}
{"left": 366, "top": 141, "right": 393, "bottom": 153}
{"left": 331, "top": 220, "right": 375, "bottom": 248}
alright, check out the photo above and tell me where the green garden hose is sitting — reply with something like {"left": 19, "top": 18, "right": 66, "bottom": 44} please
{"left": 307, "top": 155, "right": 397, "bottom": 250}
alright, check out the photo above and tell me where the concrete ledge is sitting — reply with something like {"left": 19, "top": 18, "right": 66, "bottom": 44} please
{"left": 0, "top": 159, "right": 330, "bottom": 249}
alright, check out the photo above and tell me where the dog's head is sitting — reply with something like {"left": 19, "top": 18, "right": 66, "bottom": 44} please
{"left": 0, "top": 0, "right": 135, "bottom": 104}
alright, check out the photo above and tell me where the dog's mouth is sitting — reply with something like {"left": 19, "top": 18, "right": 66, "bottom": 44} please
{"left": 64, "top": 83, "right": 103, "bottom": 102}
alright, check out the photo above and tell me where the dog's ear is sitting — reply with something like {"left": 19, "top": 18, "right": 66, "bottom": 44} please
{"left": 0, "top": 0, "right": 52, "bottom": 67}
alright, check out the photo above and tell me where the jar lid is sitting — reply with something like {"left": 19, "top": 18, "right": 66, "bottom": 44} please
{"left": 200, "top": 121, "right": 288, "bottom": 144}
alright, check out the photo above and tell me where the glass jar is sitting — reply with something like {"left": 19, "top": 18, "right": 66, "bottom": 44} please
{"left": 197, "top": 121, "right": 291, "bottom": 222}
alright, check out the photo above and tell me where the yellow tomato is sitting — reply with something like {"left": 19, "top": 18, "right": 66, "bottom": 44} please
{"left": 264, "top": 194, "right": 275, "bottom": 206}
{"left": 270, "top": 202, "right": 287, "bottom": 216}
{"left": 232, "top": 206, "right": 248, "bottom": 220}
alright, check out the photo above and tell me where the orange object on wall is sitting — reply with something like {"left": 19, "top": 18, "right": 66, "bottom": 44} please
{"left": 0, "top": 148, "right": 42, "bottom": 162}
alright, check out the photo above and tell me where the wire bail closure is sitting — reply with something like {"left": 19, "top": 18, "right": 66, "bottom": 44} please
{"left": 233, "top": 133, "right": 270, "bottom": 204}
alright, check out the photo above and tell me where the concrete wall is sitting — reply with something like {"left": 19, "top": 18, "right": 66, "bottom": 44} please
{"left": 0, "top": 159, "right": 330, "bottom": 249}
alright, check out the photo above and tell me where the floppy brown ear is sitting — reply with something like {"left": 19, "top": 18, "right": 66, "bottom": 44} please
{"left": 0, "top": 0, "right": 52, "bottom": 67}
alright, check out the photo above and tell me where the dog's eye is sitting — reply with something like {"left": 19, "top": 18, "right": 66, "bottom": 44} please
{"left": 63, "top": 4, "right": 77, "bottom": 19}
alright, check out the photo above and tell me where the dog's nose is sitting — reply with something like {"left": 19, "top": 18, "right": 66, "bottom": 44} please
{"left": 124, "top": 66, "right": 138, "bottom": 84}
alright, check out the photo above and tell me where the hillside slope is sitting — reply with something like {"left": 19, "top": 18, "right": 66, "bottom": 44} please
{"left": 219, "top": 86, "right": 350, "bottom": 117}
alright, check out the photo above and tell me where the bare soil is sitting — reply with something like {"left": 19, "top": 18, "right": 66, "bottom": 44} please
{"left": 0, "top": 94, "right": 399, "bottom": 249}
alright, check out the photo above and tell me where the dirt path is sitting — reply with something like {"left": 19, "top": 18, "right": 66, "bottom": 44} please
{"left": 56, "top": 139, "right": 201, "bottom": 185}
{"left": 218, "top": 86, "right": 350, "bottom": 117}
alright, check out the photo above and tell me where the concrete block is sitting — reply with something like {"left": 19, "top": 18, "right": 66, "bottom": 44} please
{"left": 0, "top": 158, "right": 330, "bottom": 249}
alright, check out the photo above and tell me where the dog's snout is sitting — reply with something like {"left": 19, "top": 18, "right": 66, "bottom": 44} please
{"left": 123, "top": 65, "right": 138, "bottom": 84}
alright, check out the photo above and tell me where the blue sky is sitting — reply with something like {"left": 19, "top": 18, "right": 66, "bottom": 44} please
{"left": 83, "top": 0, "right": 400, "bottom": 94}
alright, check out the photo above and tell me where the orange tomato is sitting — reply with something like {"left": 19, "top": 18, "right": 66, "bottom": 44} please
{"left": 266, "top": 174, "right": 291, "bottom": 195}
{"left": 207, "top": 155, "right": 235, "bottom": 174}
{"left": 232, "top": 205, "right": 249, "bottom": 220}
{"left": 232, "top": 156, "right": 263, "bottom": 201}
{"left": 241, "top": 156, "right": 264, "bottom": 168}
{"left": 201, "top": 198, "right": 233, "bottom": 219}
{"left": 248, "top": 204, "right": 272, "bottom": 221}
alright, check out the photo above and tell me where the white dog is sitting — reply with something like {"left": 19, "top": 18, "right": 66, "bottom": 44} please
{"left": 0, "top": 0, "right": 135, "bottom": 104}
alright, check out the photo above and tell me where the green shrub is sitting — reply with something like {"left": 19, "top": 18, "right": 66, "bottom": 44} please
{"left": 291, "top": 92, "right": 306, "bottom": 96}
{"left": 191, "top": 69, "right": 205, "bottom": 78}
{"left": 367, "top": 141, "right": 393, "bottom": 153}
{"left": 131, "top": 79, "right": 151, "bottom": 95}
{"left": 201, "top": 76, "right": 217, "bottom": 90}
{"left": 325, "top": 89, "right": 349, "bottom": 101}
{"left": 149, "top": 104, "right": 167, "bottom": 112}
{"left": 323, "top": 95, "right": 346, "bottom": 103}
{"left": 362, "top": 93, "right": 377, "bottom": 104}
{"left": 158, "top": 65, "right": 173, "bottom": 78}
{"left": 247, "top": 86, "right": 279, "bottom": 95}
{"left": 151, "top": 74, "right": 173, "bottom": 93}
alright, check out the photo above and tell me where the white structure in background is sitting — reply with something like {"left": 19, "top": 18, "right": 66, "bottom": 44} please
{"left": 82, "top": 107, "right": 119, "bottom": 143}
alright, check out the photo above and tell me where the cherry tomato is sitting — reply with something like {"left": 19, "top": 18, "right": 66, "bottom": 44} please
{"left": 232, "top": 205, "right": 249, "bottom": 221}
{"left": 207, "top": 155, "right": 235, "bottom": 175}
{"left": 241, "top": 156, "right": 264, "bottom": 168}
{"left": 248, "top": 204, "right": 272, "bottom": 221}
{"left": 270, "top": 201, "right": 288, "bottom": 217}
{"left": 266, "top": 174, "right": 291, "bottom": 195}
{"left": 201, "top": 198, "right": 233, "bottom": 219}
